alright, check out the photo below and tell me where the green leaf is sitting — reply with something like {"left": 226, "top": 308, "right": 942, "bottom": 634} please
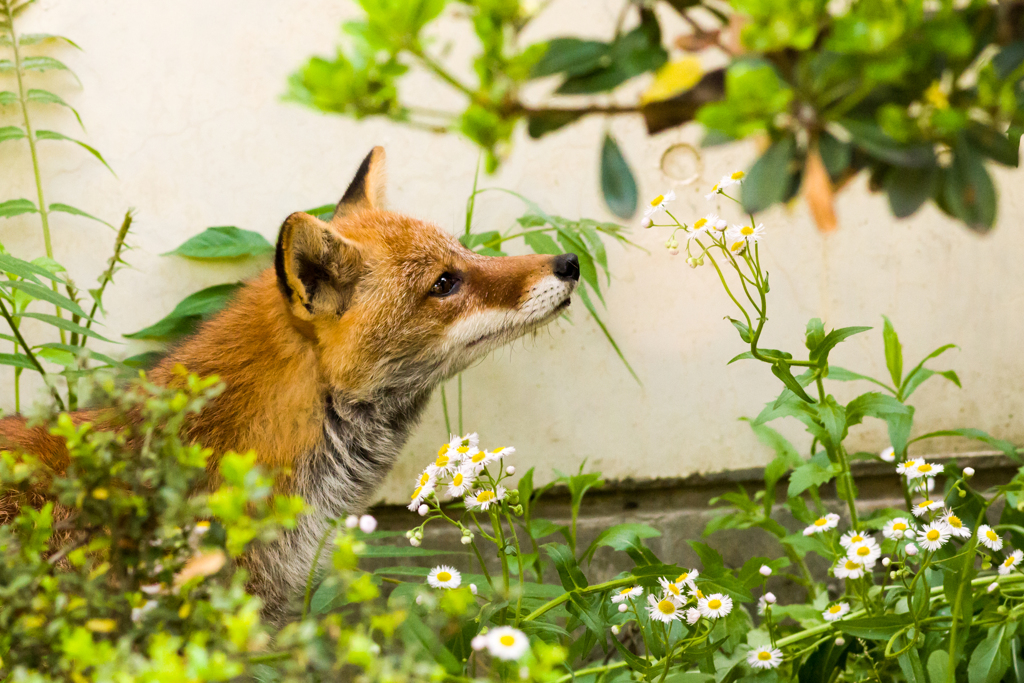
{"left": 884, "top": 165, "right": 938, "bottom": 218}
{"left": 965, "top": 124, "right": 1020, "bottom": 167}
{"left": 747, "top": 420, "right": 801, "bottom": 511}
{"left": 969, "top": 625, "right": 1011, "bottom": 683}
{"left": 844, "top": 392, "right": 912, "bottom": 427}
{"left": 788, "top": 452, "right": 836, "bottom": 496}
{"left": 0, "top": 251, "right": 65, "bottom": 283}
{"left": 771, "top": 361, "right": 815, "bottom": 403}
{"left": 544, "top": 543, "right": 588, "bottom": 591}
{"left": 164, "top": 226, "right": 275, "bottom": 260}
{"left": 531, "top": 38, "right": 610, "bottom": 79}
{"left": 728, "top": 317, "right": 752, "bottom": 343}
{"left": 21, "top": 55, "right": 77, "bottom": 78}
{"left": 0, "top": 280, "right": 89, "bottom": 318}
{"left": 26, "top": 89, "right": 83, "bottom": 128}
{"left": 49, "top": 203, "right": 115, "bottom": 228}
{"left": 527, "top": 110, "right": 584, "bottom": 138}
{"left": 841, "top": 119, "right": 936, "bottom": 167}
{"left": 555, "top": 14, "right": 666, "bottom": 94}
{"left": 35, "top": 343, "right": 125, "bottom": 369}
{"left": 35, "top": 130, "right": 114, "bottom": 175}
{"left": 19, "top": 312, "right": 113, "bottom": 343}
{"left": 581, "top": 523, "right": 661, "bottom": 564}
{"left": 523, "top": 231, "right": 561, "bottom": 256}
{"left": 900, "top": 368, "right": 961, "bottom": 399}
{"left": 927, "top": 650, "right": 950, "bottom": 683}
{"left": 881, "top": 316, "right": 902, "bottom": 388}
{"left": 15, "top": 34, "right": 81, "bottom": 48}
{"left": 400, "top": 612, "right": 462, "bottom": 675}
{"left": 0, "top": 352, "right": 36, "bottom": 370}
{"left": 808, "top": 325, "right": 872, "bottom": 364}
{"left": 827, "top": 366, "right": 894, "bottom": 392}
{"left": 600, "top": 134, "right": 638, "bottom": 219}
{"left": 805, "top": 318, "right": 825, "bottom": 351}
{"left": 742, "top": 137, "right": 794, "bottom": 213}
{"left": 901, "top": 343, "right": 958, "bottom": 399}
{"left": 124, "top": 283, "right": 242, "bottom": 341}
{"left": 838, "top": 614, "right": 912, "bottom": 640}
{"left": 910, "top": 428, "right": 1018, "bottom": 462}
{"left": 688, "top": 541, "right": 725, "bottom": 577}
{"left": 942, "top": 141, "right": 996, "bottom": 232}
{"left": 356, "top": 544, "right": 464, "bottom": 558}
{"left": 0, "top": 125, "right": 26, "bottom": 143}
{"left": 0, "top": 198, "right": 37, "bottom": 218}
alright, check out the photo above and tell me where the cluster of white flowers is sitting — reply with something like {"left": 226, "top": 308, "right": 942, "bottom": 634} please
{"left": 409, "top": 433, "right": 515, "bottom": 514}
{"left": 607, "top": 568, "right": 736, "bottom": 631}
{"left": 641, "top": 172, "right": 766, "bottom": 261}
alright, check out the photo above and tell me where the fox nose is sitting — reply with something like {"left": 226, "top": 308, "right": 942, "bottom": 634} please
{"left": 553, "top": 253, "right": 580, "bottom": 282}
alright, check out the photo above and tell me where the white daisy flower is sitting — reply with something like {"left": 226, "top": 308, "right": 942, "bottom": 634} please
{"left": 736, "top": 223, "right": 765, "bottom": 246}
{"left": 408, "top": 481, "right": 435, "bottom": 511}
{"left": 610, "top": 585, "right": 643, "bottom": 604}
{"left": 912, "top": 499, "right": 943, "bottom": 517}
{"left": 689, "top": 213, "right": 726, "bottom": 241}
{"left": 847, "top": 537, "right": 881, "bottom": 566}
{"left": 840, "top": 530, "right": 868, "bottom": 549}
{"left": 413, "top": 468, "right": 437, "bottom": 492}
{"left": 704, "top": 181, "right": 723, "bottom": 201}
{"left": 446, "top": 466, "right": 476, "bottom": 498}
{"left": 647, "top": 594, "right": 683, "bottom": 623}
{"left": 644, "top": 191, "right": 677, "bottom": 219}
{"left": 757, "top": 593, "right": 777, "bottom": 615}
{"left": 465, "top": 486, "right": 506, "bottom": 512}
{"left": 879, "top": 446, "right": 896, "bottom": 462}
{"left": 834, "top": 558, "right": 867, "bottom": 580}
{"left": 883, "top": 518, "right": 913, "bottom": 540}
{"left": 918, "top": 522, "right": 951, "bottom": 551}
{"left": 673, "top": 568, "right": 699, "bottom": 590}
{"left": 697, "top": 593, "right": 733, "bottom": 619}
{"left": 999, "top": 549, "right": 1023, "bottom": 575}
{"left": 978, "top": 525, "right": 1004, "bottom": 551}
{"left": 685, "top": 607, "right": 701, "bottom": 625}
{"left": 427, "top": 565, "right": 462, "bottom": 589}
{"left": 822, "top": 602, "right": 850, "bottom": 622}
{"left": 939, "top": 509, "right": 971, "bottom": 539}
{"left": 486, "top": 626, "right": 530, "bottom": 661}
{"left": 747, "top": 646, "right": 783, "bottom": 670}
{"left": 723, "top": 226, "right": 748, "bottom": 254}
{"left": 898, "top": 458, "right": 941, "bottom": 480}
{"left": 719, "top": 170, "right": 746, "bottom": 189}
{"left": 431, "top": 445, "right": 460, "bottom": 477}
{"left": 659, "top": 577, "right": 687, "bottom": 601}
{"left": 804, "top": 513, "right": 840, "bottom": 535}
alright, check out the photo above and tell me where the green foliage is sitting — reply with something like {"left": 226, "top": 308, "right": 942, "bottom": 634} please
{"left": 289, "top": 0, "right": 1022, "bottom": 230}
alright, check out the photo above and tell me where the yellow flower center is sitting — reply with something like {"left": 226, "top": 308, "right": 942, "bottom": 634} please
{"left": 419, "top": 472, "right": 431, "bottom": 486}
{"left": 741, "top": 226, "right": 754, "bottom": 236}
{"left": 987, "top": 529, "right": 999, "bottom": 541}
{"left": 667, "top": 583, "right": 681, "bottom": 595}
{"left": 651, "top": 195, "right": 665, "bottom": 206}
{"left": 757, "top": 651, "right": 772, "bottom": 661}
{"left": 730, "top": 241, "right": 744, "bottom": 252}
{"left": 711, "top": 184, "right": 719, "bottom": 192}
{"left": 844, "top": 560, "right": 859, "bottom": 570}
{"left": 676, "top": 573, "right": 689, "bottom": 584}
{"left": 472, "top": 452, "right": 486, "bottom": 463}
{"left": 917, "top": 464, "right": 933, "bottom": 473}
{"left": 893, "top": 522, "right": 908, "bottom": 531}
{"left": 829, "top": 605, "right": 843, "bottom": 614}
{"left": 731, "top": 171, "right": 745, "bottom": 180}
{"left": 477, "top": 491, "right": 496, "bottom": 503}
{"left": 694, "top": 590, "right": 704, "bottom": 599}
{"left": 457, "top": 446, "right": 470, "bottom": 454}
{"left": 707, "top": 599, "right": 722, "bottom": 610}
{"left": 814, "top": 518, "right": 828, "bottom": 527}
{"left": 856, "top": 546, "right": 871, "bottom": 557}
{"left": 850, "top": 534, "right": 864, "bottom": 543}
{"left": 658, "top": 599, "right": 676, "bottom": 615}
{"left": 694, "top": 218, "right": 707, "bottom": 229}
{"left": 927, "top": 530, "right": 941, "bottom": 541}
{"left": 920, "top": 500, "right": 933, "bottom": 507}
{"left": 453, "top": 473, "right": 464, "bottom": 486}
{"left": 435, "top": 453, "right": 450, "bottom": 468}
{"left": 411, "top": 486, "right": 423, "bottom": 500}
{"left": 437, "top": 445, "right": 448, "bottom": 457}
{"left": 436, "top": 571, "right": 451, "bottom": 582}
{"left": 947, "top": 516, "right": 962, "bottom": 528}
{"left": 1005, "top": 557, "right": 1015, "bottom": 567}
{"left": 492, "top": 447, "right": 505, "bottom": 454}
{"left": 500, "top": 635, "right": 516, "bottom": 647}
{"left": 619, "top": 587, "right": 635, "bottom": 595}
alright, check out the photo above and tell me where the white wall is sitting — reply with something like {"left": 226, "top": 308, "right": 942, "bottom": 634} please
{"left": 2, "top": 1, "right": 1022, "bottom": 504}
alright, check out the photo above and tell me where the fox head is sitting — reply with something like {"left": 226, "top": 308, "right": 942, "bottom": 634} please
{"left": 274, "top": 147, "right": 580, "bottom": 398}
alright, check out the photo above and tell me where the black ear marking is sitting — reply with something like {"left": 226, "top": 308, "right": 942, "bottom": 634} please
{"left": 333, "top": 146, "right": 386, "bottom": 218}
{"left": 337, "top": 150, "right": 373, "bottom": 210}
{"left": 274, "top": 224, "right": 293, "bottom": 302}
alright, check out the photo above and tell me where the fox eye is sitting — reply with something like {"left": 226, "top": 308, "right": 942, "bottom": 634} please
{"left": 430, "top": 272, "right": 460, "bottom": 297}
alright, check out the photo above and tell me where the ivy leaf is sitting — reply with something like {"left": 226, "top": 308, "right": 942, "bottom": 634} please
{"left": 600, "top": 134, "right": 638, "bottom": 219}
{"left": 164, "top": 226, "right": 275, "bottom": 260}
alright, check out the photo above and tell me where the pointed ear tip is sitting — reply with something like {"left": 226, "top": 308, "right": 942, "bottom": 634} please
{"left": 370, "top": 146, "right": 386, "bottom": 163}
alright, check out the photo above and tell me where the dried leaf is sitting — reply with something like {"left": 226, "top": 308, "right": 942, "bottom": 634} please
{"left": 804, "top": 147, "right": 837, "bottom": 232}
{"left": 174, "top": 549, "right": 226, "bottom": 587}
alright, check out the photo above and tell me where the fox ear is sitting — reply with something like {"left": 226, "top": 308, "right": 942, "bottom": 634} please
{"left": 334, "top": 146, "right": 387, "bottom": 218}
{"left": 275, "top": 212, "right": 363, "bottom": 318}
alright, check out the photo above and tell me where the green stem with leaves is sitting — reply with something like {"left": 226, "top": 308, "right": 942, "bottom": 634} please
{"left": 0, "top": 296, "right": 64, "bottom": 410}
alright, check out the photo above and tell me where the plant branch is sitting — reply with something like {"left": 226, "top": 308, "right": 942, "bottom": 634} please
{"left": 0, "top": 296, "right": 65, "bottom": 410}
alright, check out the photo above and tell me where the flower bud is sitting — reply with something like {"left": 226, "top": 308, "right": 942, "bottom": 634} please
{"left": 905, "top": 543, "right": 918, "bottom": 556}
{"left": 461, "top": 535, "right": 472, "bottom": 545}
{"left": 882, "top": 557, "right": 891, "bottom": 567}
{"left": 759, "top": 565, "right": 772, "bottom": 577}
{"left": 764, "top": 592, "right": 776, "bottom": 605}
{"left": 611, "top": 625, "right": 620, "bottom": 635}
{"left": 998, "top": 605, "right": 1008, "bottom": 615}
{"left": 904, "top": 529, "right": 915, "bottom": 539}
{"left": 988, "top": 581, "right": 999, "bottom": 593}
{"left": 835, "top": 637, "right": 845, "bottom": 646}
{"left": 963, "top": 467, "right": 975, "bottom": 478}
{"left": 506, "top": 465, "right": 516, "bottom": 476}
{"left": 418, "top": 504, "right": 429, "bottom": 516}
{"left": 686, "top": 257, "right": 697, "bottom": 268}
{"left": 890, "top": 571, "right": 898, "bottom": 580}
{"left": 405, "top": 530, "right": 413, "bottom": 539}
{"left": 640, "top": 217, "right": 652, "bottom": 229}
{"left": 359, "top": 515, "right": 377, "bottom": 533}
{"left": 959, "top": 489, "right": 966, "bottom": 498}
{"left": 345, "top": 515, "right": 360, "bottom": 529}
{"left": 512, "top": 505, "right": 524, "bottom": 516}
{"left": 618, "top": 604, "right": 628, "bottom": 613}
{"left": 410, "top": 537, "right": 421, "bottom": 547}
{"left": 470, "top": 583, "right": 478, "bottom": 595}
{"left": 471, "top": 635, "right": 487, "bottom": 651}
{"left": 668, "top": 247, "right": 680, "bottom": 256}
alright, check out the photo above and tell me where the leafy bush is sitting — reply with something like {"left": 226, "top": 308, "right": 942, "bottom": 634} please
{"left": 289, "top": 0, "right": 1023, "bottom": 230}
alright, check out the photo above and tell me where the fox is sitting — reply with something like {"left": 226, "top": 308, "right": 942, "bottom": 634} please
{"left": 0, "top": 146, "right": 581, "bottom": 622}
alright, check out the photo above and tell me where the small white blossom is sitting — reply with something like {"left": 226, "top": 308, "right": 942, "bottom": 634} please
{"left": 697, "top": 593, "right": 733, "bottom": 619}
{"left": 647, "top": 594, "right": 684, "bottom": 623}
{"left": 672, "top": 569, "right": 699, "bottom": 590}
{"left": 939, "top": 509, "right": 971, "bottom": 539}
{"left": 918, "top": 522, "right": 951, "bottom": 551}
{"left": 883, "top": 518, "right": 913, "bottom": 540}
{"left": 840, "top": 530, "right": 868, "bottom": 549}
{"left": 446, "top": 466, "right": 477, "bottom": 498}
{"left": 427, "top": 565, "right": 462, "bottom": 589}
{"left": 618, "top": 603, "right": 628, "bottom": 613}
{"left": 999, "top": 549, "right": 1022, "bottom": 575}
{"left": 879, "top": 446, "right": 896, "bottom": 462}
{"left": 471, "top": 635, "right": 487, "bottom": 651}
{"left": 905, "top": 543, "right": 919, "bottom": 556}
{"left": 822, "top": 602, "right": 850, "bottom": 622}
{"left": 912, "top": 499, "right": 942, "bottom": 517}
{"left": 644, "top": 191, "right": 677, "bottom": 219}
{"left": 988, "top": 581, "right": 999, "bottom": 593}
{"left": 963, "top": 467, "right": 975, "bottom": 478}
{"left": 847, "top": 537, "right": 881, "bottom": 567}
{"left": 659, "top": 577, "right": 686, "bottom": 601}
{"left": 465, "top": 486, "right": 507, "bottom": 511}
{"left": 486, "top": 626, "right": 530, "bottom": 661}
{"left": 979, "top": 525, "right": 1004, "bottom": 551}
{"left": 759, "top": 565, "right": 772, "bottom": 577}
{"left": 686, "top": 607, "right": 701, "bottom": 625}
{"left": 418, "top": 504, "right": 429, "bottom": 516}
{"left": 834, "top": 559, "right": 867, "bottom": 580}
{"left": 804, "top": 513, "right": 841, "bottom": 535}
{"left": 610, "top": 625, "right": 620, "bottom": 635}
{"left": 898, "top": 458, "right": 941, "bottom": 480}
{"left": 747, "top": 646, "right": 783, "bottom": 670}
{"left": 506, "top": 465, "right": 516, "bottom": 476}
{"left": 345, "top": 515, "right": 360, "bottom": 529}
{"left": 408, "top": 482, "right": 435, "bottom": 512}
{"left": 470, "top": 583, "right": 478, "bottom": 595}
{"left": 611, "top": 586, "right": 643, "bottom": 604}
